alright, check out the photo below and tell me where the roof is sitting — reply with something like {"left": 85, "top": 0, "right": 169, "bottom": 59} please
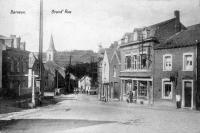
{"left": 120, "top": 17, "right": 186, "bottom": 48}
{"left": 105, "top": 48, "right": 116, "bottom": 63}
{"left": 0, "top": 35, "right": 11, "bottom": 40}
{"left": 44, "top": 61, "right": 65, "bottom": 78}
{"left": 147, "top": 18, "right": 186, "bottom": 43}
{"left": 111, "top": 49, "right": 121, "bottom": 64}
{"left": 155, "top": 24, "right": 200, "bottom": 49}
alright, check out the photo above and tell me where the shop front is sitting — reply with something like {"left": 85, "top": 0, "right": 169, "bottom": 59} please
{"left": 120, "top": 78, "right": 152, "bottom": 104}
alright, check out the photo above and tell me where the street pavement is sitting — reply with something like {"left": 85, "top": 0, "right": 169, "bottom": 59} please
{"left": 0, "top": 94, "right": 200, "bottom": 133}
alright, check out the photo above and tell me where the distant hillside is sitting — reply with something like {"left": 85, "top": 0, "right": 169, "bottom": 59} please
{"left": 34, "top": 50, "right": 98, "bottom": 68}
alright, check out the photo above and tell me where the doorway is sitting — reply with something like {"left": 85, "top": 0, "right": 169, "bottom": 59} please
{"left": 182, "top": 80, "right": 193, "bottom": 108}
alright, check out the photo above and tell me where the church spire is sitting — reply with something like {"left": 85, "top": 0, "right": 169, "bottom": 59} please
{"left": 46, "top": 34, "right": 56, "bottom": 62}
{"left": 47, "top": 34, "right": 56, "bottom": 52}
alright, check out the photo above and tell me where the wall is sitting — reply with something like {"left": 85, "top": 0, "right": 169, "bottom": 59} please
{"left": 154, "top": 46, "right": 196, "bottom": 107}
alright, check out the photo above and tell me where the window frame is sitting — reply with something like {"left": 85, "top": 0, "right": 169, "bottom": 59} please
{"left": 162, "top": 78, "right": 173, "bottom": 99}
{"left": 163, "top": 54, "right": 172, "bottom": 71}
{"left": 125, "top": 55, "right": 132, "bottom": 70}
{"left": 183, "top": 53, "right": 194, "bottom": 71}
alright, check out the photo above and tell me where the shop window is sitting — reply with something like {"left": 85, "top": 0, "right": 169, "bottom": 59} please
{"left": 163, "top": 54, "right": 172, "bottom": 71}
{"left": 162, "top": 79, "right": 172, "bottom": 99}
{"left": 183, "top": 53, "right": 193, "bottom": 71}
{"left": 138, "top": 81, "right": 147, "bottom": 97}
{"left": 125, "top": 81, "right": 132, "bottom": 94}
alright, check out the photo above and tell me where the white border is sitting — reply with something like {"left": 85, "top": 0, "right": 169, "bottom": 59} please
{"left": 182, "top": 52, "right": 194, "bottom": 71}
{"left": 163, "top": 54, "right": 172, "bottom": 71}
{"left": 161, "top": 78, "right": 173, "bottom": 99}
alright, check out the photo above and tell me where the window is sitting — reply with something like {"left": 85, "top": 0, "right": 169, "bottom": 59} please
{"left": 183, "top": 53, "right": 193, "bottom": 71}
{"left": 104, "top": 63, "right": 106, "bottom": 75}
{"left": 138, "top": 81, "right": 147, "bottom": 97}
{"left": 163, "top": 54, "right": 172, "bottom": 71}
{"left": 132, "top": 55, "right": 137, "bottom": 70}
{"left": 162, "top": 79, "right": 172, "bottom": 99}
{"left": 113, "top": 65, "right": 116, "bottom": 77}
{"left": 141, "top": 54, "right": 147, "bottom": 69}
{"left": 10, "top": 59, "right": 14, "bottom": 72}
{"left": 125, "top": 56, "right": 131, "bottom": 70}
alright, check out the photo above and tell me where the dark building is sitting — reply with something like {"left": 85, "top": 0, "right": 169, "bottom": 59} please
{"left": 1, "top": 35, "right": 29, "bottom": 97}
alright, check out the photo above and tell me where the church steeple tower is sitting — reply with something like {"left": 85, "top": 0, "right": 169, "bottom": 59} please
{"left": 46, "top": 34, "right": 56, "bottom": 62}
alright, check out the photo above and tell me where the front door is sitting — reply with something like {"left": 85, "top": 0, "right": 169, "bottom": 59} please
{"left": 183, "top": 80, "right": 193, "bottom": 108}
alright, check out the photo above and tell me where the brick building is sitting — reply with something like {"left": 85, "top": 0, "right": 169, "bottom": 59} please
{"left": 1, "top": 35, "right": 29, "bottom": 97}
{"left": 154, "top": 24, "right": 200, "bottom": 109}
{"left": 119, "top": 11, "right": 185, "bottom": 104}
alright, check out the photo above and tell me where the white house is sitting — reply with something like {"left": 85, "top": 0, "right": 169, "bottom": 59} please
{"left": 78, "top": 76, "right": 91, "bottom": 93}
{"left": 100, "top": 48, "right": 115, "bottom": 101}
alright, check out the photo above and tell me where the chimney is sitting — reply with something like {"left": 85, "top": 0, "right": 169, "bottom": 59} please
{"left": 174, "top": 10, "right": 181, "bottom": 32}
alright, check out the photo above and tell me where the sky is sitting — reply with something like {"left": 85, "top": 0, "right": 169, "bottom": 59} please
{"left": 0, "top": 0, "right": 199, "bottom": 52}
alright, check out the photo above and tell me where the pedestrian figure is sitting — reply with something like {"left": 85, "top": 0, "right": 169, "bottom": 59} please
{"left": 38, "top": 92, "right": 42, "bottom": 106}
{"left": 176, "top": 94, "right": 181, "bottom": 108}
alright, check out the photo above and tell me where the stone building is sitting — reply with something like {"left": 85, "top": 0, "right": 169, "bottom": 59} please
{"left": 1, "top": 35, "right": 29, "bottom": 97}
{"left": 119, "top": 11, "right": 186, "bottom": 104}
{"left": 154, "top": 24, "right": 200, "bottom": 109}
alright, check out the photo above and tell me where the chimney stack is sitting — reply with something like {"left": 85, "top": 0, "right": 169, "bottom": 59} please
{"left": 174, "top": 10, "right": 181, "bottom": 32}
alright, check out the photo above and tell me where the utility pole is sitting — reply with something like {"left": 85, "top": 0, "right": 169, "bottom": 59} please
{"left": 39, "top": 0, "right": 43, "bottom": 94}
{"left": 32, "top": 71, "right": 35, "bottom": 106}
{"left": 68, "top": 54, "right": 72, "bottom": 92}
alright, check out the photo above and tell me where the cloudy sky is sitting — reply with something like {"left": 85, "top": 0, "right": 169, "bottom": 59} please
{"left": 0, "top": 0, "right": 199, "bottom": 52}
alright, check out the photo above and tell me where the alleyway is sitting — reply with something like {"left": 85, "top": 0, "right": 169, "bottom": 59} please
{"left": 0, "top": 94, "right": 200, "bottom": 133}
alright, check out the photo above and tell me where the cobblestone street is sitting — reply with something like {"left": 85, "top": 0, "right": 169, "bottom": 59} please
{"left": 0, "top": 94, "right": 200, "bottom": 133}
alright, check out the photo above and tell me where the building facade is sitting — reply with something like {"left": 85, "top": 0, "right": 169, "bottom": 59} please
{"left": 1, "top": 35, "right": 29, "bottom": 97}
{"left": 119, "top": 11, "right": 185, "bottom": 104}
{"left": 154, "top": 24, "right": 200, "bottom": 109}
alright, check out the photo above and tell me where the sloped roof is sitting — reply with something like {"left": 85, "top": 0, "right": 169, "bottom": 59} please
{"left": 44, "top": 61, "right": 65, "bottom": 78}
{"left": 105, "top": 48, "right": 116, "bottom": 63}
{"left": 116, "top": 50, "right": 121, "bottom": 62}
{"left": 155, "top": 24, "right": 200, "bottom": 49}
{"left": 0, "top": 35, "right": 11, "bottom": 40}
{"left": 147, "top": 18, "right": 186, "bottom": 43}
